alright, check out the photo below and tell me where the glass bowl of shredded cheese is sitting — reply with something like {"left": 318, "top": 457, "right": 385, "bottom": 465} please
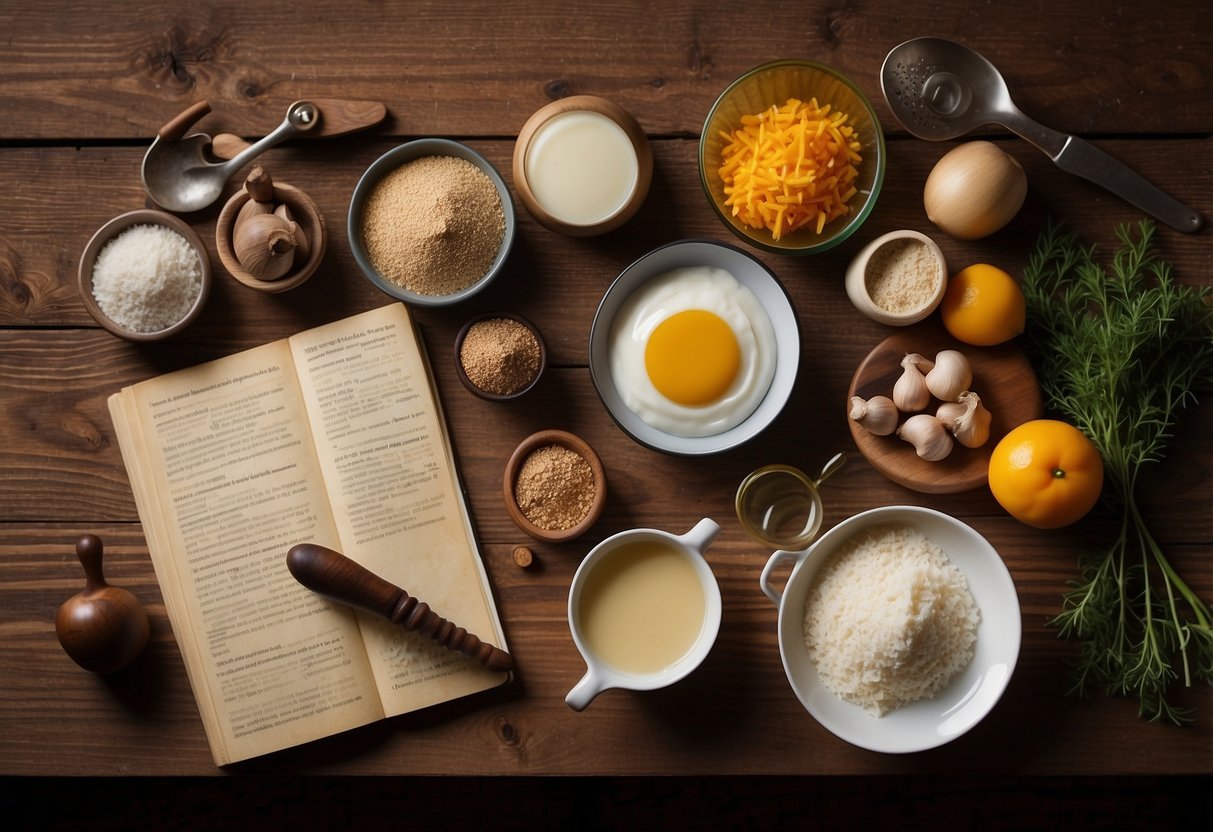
{"left": 700, "top": 60, "right": 886, "bottom": 256}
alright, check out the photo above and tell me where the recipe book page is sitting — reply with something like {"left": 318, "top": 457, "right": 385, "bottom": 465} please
{"left": 109, "top": 338, "right": 385, "bottom": 765}
{"left": 288, "top": 303, "right": 510, "bottom": 716}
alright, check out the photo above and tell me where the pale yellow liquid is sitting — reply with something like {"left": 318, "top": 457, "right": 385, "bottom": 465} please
{"left": 524, "top": 110, "right": 639, "bottom": 225}
{"left": 578, "top": 541, "right": 706, "bottom": 675}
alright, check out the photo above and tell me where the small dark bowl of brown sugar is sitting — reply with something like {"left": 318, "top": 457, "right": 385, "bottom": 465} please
{"left": 503, "top": 430, "right": 607, "bottom": 543}
{"left": 455, "top": 312, "right": 546, "bottom": 400}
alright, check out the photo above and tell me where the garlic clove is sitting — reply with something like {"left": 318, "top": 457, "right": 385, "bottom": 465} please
{"left": 893, "top": 353, "right": 934, "bottom": 412}
{"left": 897, "top": 413, "right": 954, "bottom": 461}
{"left": 936, "top": 400, "right": 967, "bottom": 424}
{"left": 925, "top": 349, "right": 973, "bottom": 401}
{"left": 849, "top": 394, "right": 899, "bottom": 436}
{"left": 234, "top": 213, "right": 297, "bottom": 281}
{"left": 950, "top": 391, "right": 992, "bottom": 448}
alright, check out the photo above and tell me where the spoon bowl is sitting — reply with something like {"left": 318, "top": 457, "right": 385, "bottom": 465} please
{"left": 880, "top": 37, "right": 1201, "bottom": 233}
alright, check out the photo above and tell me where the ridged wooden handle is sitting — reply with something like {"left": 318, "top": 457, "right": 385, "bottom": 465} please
{"left": 285, "top": 543, "right": 512, "bottom": 673}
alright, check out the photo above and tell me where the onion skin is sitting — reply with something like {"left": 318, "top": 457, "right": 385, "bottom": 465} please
{"left": 924, "top": 141, "right": 1027, "bottom": 240}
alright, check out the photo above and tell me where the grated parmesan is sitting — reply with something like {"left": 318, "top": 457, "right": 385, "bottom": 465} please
{"left": 91, "top": 224, "right": 202, "bottom": 333}
{"left": 803, "top": 523, "right": 979, "bottom": 716}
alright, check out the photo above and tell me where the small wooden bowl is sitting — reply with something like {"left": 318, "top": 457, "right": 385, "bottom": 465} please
{"left": 78, "top": 209, "right": 212, "bottom": 342}
{"left": 847, "top": 320, "right": 1043, "bottom": 494}
{"left": 215, "top": 182, "right": 326, "bottom": 293}
{"left": 513, "top": 95, "right": 652, "bottom": 237}
{"left": 454, "top": 312, "right": 547, "bottom": 401}
{"left": 503, "top": 430, "right": 607, "bottom": 543}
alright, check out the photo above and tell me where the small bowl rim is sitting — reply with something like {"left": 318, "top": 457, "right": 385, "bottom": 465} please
{"left": 588, "top": 238, "right": 800, "bottom": 457}
{"left": 512, "top": 94, "right": 654, "bottom": 237}
{"left": 454, "top": 311, "right": 547, "bottom": 401}
{"left": 78, "top": 208, "right": 212, "bottom": 342}
{"left": 215, "top": 181, "right": 328, "bottom": 293}
{"left": 502, "top": 429, "right": 607, "bottom": 543}
{"left": 348, "top": 138, "right": 516, "bottom": 306}
{"left": 698, "top": 58, "right": 887, "bottom": 256}
{"left": 844, "top": 229, "right": 949, "bottom": 326}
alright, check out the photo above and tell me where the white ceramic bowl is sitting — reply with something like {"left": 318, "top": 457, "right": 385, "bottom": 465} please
{"left": 844, "top": 229, "right": 948, "bottom": 325}
{"left": 759, "top": 505, "right": 1021, "bottom": 753}
{"left": 588, "top": 239, "right": 799, "bottom": 456}
{"left": 348, "top": 139, "right": 516, "bottom": 306}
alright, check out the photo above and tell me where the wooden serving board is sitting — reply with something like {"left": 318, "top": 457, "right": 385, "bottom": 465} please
{"left": 846, "top": 320, "right": 1044, "bottom": 494}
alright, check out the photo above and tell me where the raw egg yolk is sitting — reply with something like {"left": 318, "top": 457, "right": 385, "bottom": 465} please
{"left": 644, "top": 310, "right": 741, "bottom": 406}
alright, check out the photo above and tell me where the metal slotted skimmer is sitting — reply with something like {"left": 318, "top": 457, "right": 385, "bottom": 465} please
{"left": 879, "top": 37, "right": 1201, "bottom": 233}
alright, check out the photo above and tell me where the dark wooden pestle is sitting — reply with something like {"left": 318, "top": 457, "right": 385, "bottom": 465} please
{"left": 286, "top": 543, "right": 514, "bottom": 673}
{"left": 55, "top": 534, "right": 150, "bottom": 674}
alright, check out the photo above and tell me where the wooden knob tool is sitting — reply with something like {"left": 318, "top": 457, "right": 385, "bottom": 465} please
{"left": 286, "top": 543, "right": 513, "bottom": 673}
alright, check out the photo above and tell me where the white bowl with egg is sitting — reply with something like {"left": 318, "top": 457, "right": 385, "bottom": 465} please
{"left": 589, "top": 240, "right": 799, "bottom": 456}
{"left": 758, "top": 505, "right": 1021, "bottom": 753}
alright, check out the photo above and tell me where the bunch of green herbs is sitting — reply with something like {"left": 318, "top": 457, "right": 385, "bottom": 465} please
{"left": 1019, "top": 219, "right": 1213, "bottom": 723}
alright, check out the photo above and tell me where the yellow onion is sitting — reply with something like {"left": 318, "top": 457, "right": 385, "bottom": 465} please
{"left": 923, "top": 141, "right": 1027, "bottom": 239}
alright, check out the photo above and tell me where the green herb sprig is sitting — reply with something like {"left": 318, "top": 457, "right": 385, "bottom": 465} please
{"left": 1020, "top": 219, "right": 1213, "bottom": 723}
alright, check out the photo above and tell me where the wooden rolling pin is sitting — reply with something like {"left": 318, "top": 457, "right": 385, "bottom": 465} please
{"left": 285, "top": 543, "right": 513, "bottom": 673}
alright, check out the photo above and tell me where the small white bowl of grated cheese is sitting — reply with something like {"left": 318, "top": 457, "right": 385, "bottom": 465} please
{"left": 79, "top": 209, "right": 212, "bottom": 342}
{"left": 759, "top": 505, "right": 1021, "bottom": 753}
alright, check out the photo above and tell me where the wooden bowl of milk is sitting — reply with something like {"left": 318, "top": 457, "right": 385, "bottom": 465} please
{"left": 513, "top": 96, "right": 653, "bottom": 237}
{"left": 565, "top": 518, "right": 722, "bottom": 710}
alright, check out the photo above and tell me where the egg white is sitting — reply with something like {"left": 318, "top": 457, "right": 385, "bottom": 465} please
{"left": 608, "top": 266, "right": 777, "bottom": 438}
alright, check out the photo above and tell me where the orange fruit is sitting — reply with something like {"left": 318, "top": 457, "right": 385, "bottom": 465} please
{"left": 939, "top": 263, "right": 1026, "bottom": 346}
{"left": 988, "top": 419, "right": 1104, "bottom": 529}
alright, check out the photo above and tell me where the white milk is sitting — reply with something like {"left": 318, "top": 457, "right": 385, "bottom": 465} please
{"left": 524, "top": 110, "right": 639, "bottom": 226}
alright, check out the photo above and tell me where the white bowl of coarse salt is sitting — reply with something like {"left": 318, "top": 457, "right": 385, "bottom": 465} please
{"left": 759, "top": 505, "right": 1021, "bottom": 753}
{"left": 844, "top": 230, "right": 947, "bottom": 326}
{"left": 79, "top": 209, "right": 212, "bottom": 342}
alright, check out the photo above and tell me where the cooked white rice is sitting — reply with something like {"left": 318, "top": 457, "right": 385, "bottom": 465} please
{"left": 803, "top": 523, "right": 979, "bottom": 717}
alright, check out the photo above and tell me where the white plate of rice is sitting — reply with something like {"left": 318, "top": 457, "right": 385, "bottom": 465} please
{"left": 759, "top": 505, "right": 1021, "bottom": 753}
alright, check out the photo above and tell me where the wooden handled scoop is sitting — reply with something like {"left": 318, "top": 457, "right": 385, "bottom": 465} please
{"left": 286, "top": 543, "right": 513, "bottom": 673}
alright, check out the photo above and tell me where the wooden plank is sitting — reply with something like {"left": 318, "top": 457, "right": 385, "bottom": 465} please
{"left": 3, "top": 523, "right": 1209, "bottom": 774}
{"left": 4, "top": 137, "right": 1210, "bottom": 333}
{"left": 0, "top": 0, "right": 1209, "bottom": 140}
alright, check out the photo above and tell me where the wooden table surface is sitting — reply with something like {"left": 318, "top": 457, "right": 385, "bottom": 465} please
{"left": 1, "top": 0, "right": 1210, "bottom": 782}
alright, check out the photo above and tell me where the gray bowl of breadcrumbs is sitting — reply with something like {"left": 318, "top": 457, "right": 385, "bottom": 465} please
{"left": 349, "top": 138, "right": 516, "bottom": 306}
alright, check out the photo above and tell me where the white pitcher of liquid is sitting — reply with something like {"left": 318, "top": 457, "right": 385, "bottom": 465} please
{"left": 565, "top": 518, "right": 722, "bottom": 711}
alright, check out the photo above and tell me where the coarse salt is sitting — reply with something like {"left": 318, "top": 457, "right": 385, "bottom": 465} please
{"left": 91, "top": 224, "right": 203, "bottom": 333}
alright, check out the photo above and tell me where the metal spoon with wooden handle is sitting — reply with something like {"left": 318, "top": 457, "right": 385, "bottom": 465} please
{"left": 141, "top": 98, "right": 386, "bottom": 213}
{"left": 285, "top": 543, "right": 514, "bottom": 673}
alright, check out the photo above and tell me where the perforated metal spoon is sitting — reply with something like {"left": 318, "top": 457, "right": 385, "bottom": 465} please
{"left": 880, "top": 37, "right": 1201, "bottom": 233}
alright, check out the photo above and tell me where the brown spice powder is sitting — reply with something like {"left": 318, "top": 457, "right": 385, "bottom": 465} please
{"left": 460, "top": 317, "right": 541, "bottom": 396}
{"left": 864, "top": 238, "right": 941, "bottom": 314}
{"left": 361, "top": 155, "right": 505, "bottom": 296}
{"left": 513, "top": 444, "right": 596, "bottom": 531}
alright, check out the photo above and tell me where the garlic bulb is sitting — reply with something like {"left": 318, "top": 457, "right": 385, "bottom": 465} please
{"left": 893, "top": 353, "right": 934, "bottom": 412}
{"left": 234, "top": 213, "right": 298, "bottom": 281}
{"left": 926, "top": 349, "right": 973, "bottom": 401}
{"left": 949, "top": 391, "right": 993, "bottom": 448}
{"left": 897, "top": 413, "right": 954, "bottom": 461}
{"left": 849, "top": 395, "right": 899, "bottom": 436}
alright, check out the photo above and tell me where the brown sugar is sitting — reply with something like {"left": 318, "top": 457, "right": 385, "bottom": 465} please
{"left": 864, "top": 238, "right": 941, "bottom": 314}
{"left": 513, "top": 444, "right": 596, "bottom": 531}
{"left": 361, "top": 155, "right": 505, "bottom": 296}
{"left": 460, "top": 317, "right": 541, "bottom": 396}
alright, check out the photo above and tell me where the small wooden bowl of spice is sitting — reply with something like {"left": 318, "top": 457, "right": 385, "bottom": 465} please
{"left": 78, "top": 209, "right": 212, "bottom": 342}
{"left": 455, "top": 312, "right": 546, "bottom": 400}
{"left": 844, "top": 230, "right": 948, "bottom": 326}
{"left": 503, "top": 430, "right": 607, "bottom": 543}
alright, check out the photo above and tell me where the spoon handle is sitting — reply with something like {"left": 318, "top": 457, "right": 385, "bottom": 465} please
{"left": 1051, "top": 136, "right": 1202, "bottom": 233}
{"left": 285, "top": 543, "right": 513, "bottom": 673}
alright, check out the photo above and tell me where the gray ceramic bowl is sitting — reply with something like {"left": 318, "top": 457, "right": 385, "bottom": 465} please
{"left": 589, "top": 239, "right": 800, "bottom": 456}
{"left": 348, "top": 139, "right": 516, "bottom": 306}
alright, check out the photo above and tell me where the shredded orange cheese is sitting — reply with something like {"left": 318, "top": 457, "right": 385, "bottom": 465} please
{"left": 717, "top": 97, "right": 862, "bottom": 240}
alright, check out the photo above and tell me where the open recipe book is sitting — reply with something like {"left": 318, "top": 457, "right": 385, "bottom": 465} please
{"left": 108, "top": 303, "right": 509, "bottom": 765}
